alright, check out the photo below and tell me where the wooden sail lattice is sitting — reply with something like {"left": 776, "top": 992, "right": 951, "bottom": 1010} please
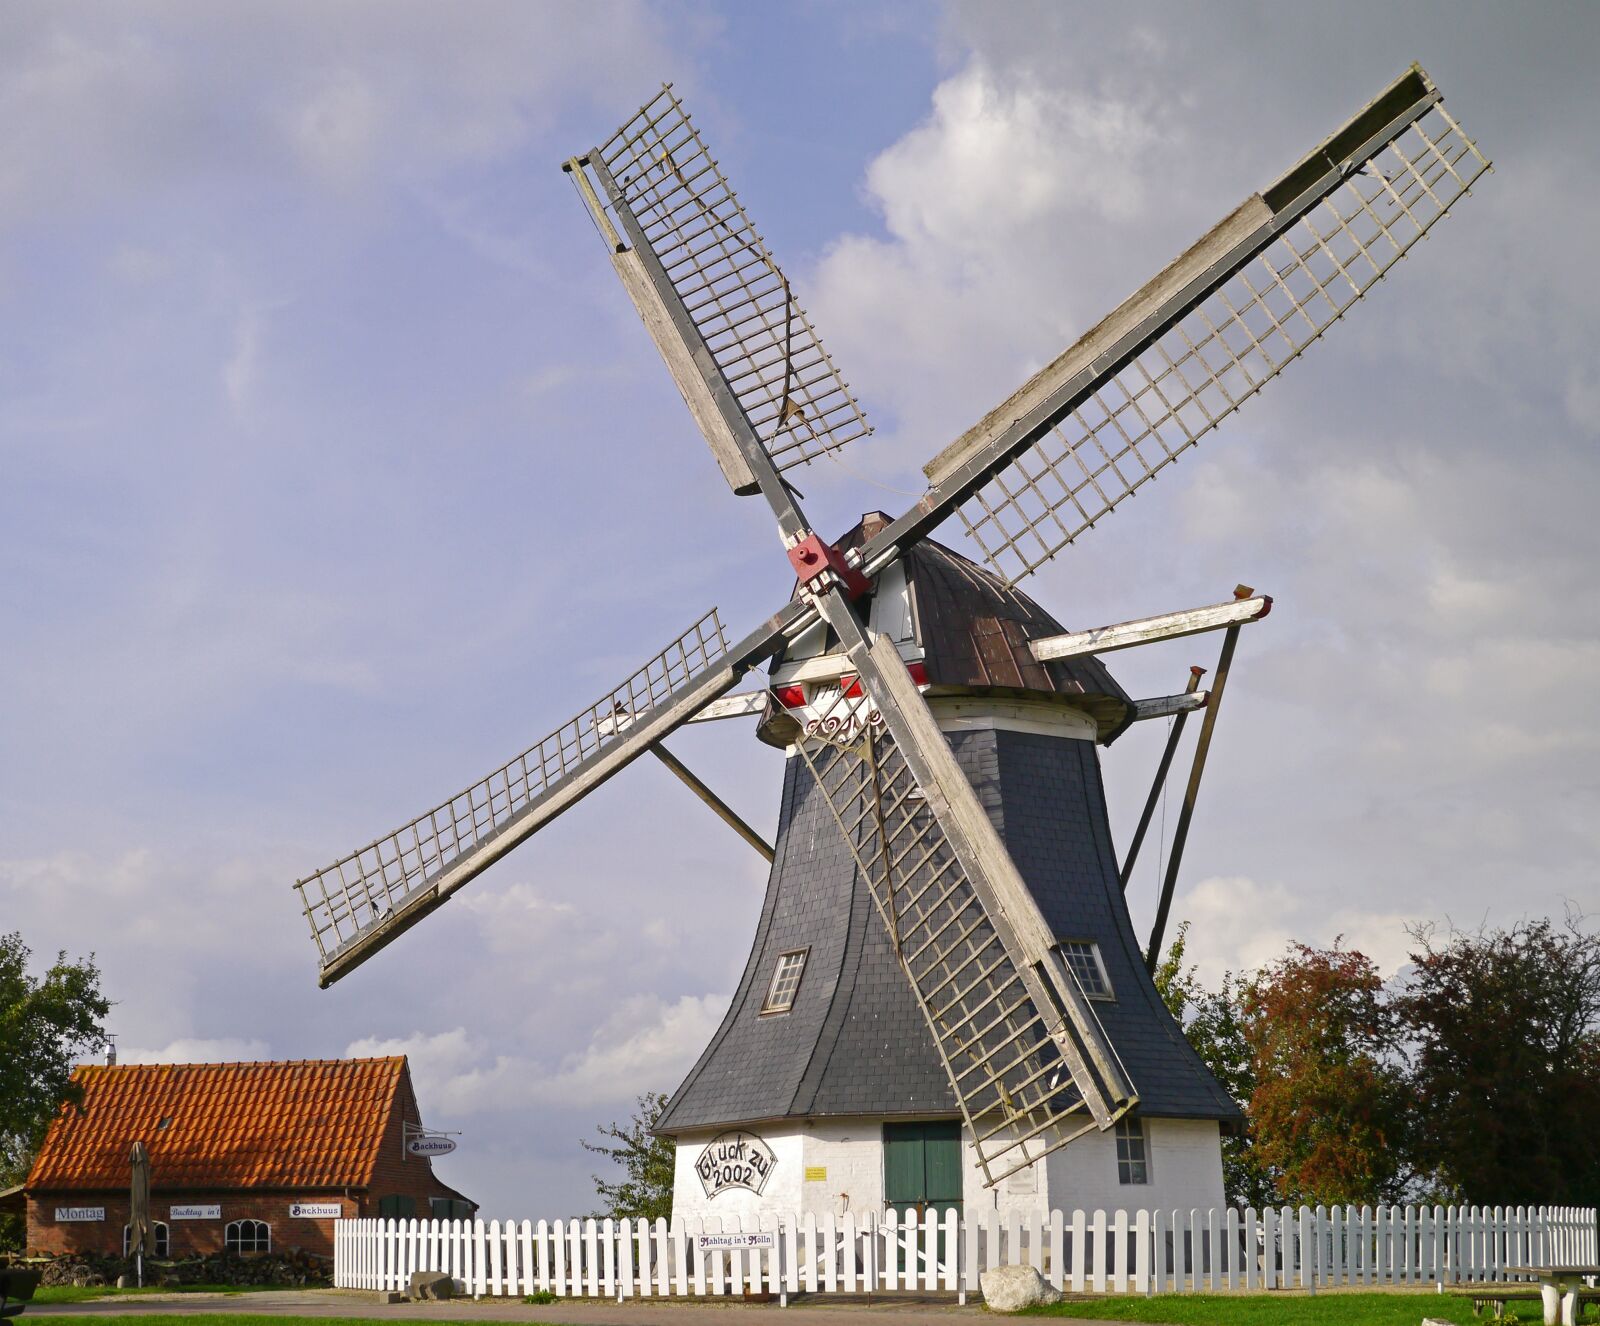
{"left": 296, "top": 610, "right": 730, "bottom": 974}
{"left": 957, "top": 97, "right": 1489, "bottom": 585}
{"left": 789, "top": 685, "right": 1130, "bottom": 1183}
{"left": 597, "top": 86, "right": 872, "bottom": 472}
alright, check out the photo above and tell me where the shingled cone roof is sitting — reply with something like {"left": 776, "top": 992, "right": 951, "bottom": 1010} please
{"left": 27, "top": 1057, "right": 409, "bottom": 1192}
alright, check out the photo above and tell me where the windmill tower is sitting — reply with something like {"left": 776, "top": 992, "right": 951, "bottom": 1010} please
{"left": 292, "top": 68, "right": 1488, "bottom": 1217}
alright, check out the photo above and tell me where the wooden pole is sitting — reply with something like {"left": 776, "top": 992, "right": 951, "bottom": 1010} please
{"left": 1145, "top": 587, "right": 1253, "bottom": 972}
{"left": 649, "top": 744, "right": 775, "bottom": 863}
{"left": 1119, "top": 666, "right": 1206, "bottom": 893}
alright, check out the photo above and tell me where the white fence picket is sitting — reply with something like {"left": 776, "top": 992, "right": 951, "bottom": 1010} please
{"left": 333, "top": 1203, "right": 1597, "bottom": 1301}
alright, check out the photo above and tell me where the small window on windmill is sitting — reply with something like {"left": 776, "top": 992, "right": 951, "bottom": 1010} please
{"left": 1058, "top": 940, "right": 1113, "bottom": 1000}
{"left": 1115, "top": 1117, "right": 1150, "bottom": 1185}
{"left": 761, "top": 948, "right": 809, "bottom": 1015}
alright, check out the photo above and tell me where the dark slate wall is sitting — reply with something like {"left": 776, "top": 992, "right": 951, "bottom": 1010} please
{"left": 655, "top": 724, "right": 1238, "bottom": 1134}
{"left": 990, "top": 730, "right": 1240, "bottom": 1120}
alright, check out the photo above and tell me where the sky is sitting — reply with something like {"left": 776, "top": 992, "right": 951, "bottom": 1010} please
{"left": 3, "top": 1, "right": 1597, "bottom": 1218}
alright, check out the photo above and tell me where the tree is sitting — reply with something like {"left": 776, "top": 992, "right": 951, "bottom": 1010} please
{"left": 1397, "top": 914, "right": 1600, "bottom": 1204}
{"left": 1240, "top": 941, "right": 1410, "bottom": 1206}
{"left": 582, "top": 1091, "right": 676, "bottom": 1221}
{"left": 0, "top": 932, "right": 112, "bottom": 1250}
{"left": 1153, "top": 923, "right": 1273, "bottom": 1207}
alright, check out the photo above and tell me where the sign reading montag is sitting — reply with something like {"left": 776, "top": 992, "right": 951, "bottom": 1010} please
{"left": 694, "top": 1130, "right": 776, "bottom": 1198}
{"left": 54, "top": 1207, "right": 104, "bottom": 1222}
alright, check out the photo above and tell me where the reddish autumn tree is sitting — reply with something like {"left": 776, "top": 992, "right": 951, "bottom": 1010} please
{"left": 1240, "top": 941, "right": 1410, "bottom": 1206}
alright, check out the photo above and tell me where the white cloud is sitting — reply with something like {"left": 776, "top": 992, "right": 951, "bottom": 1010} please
{"left": 286, "top": 68, "right": 384, "bottom": 183}
{"left": 1174, "top": 875, "right": 1422, "bottom": 988}
{"left": 346, "top": 993, "right": 727, "bottom": 1115}
{"left": 809, "top": 55, "right": 1170, "bottom": 461}
{"left": 223, "top": 308, "right": 265, "bottom": 409}
{"left": 122, "top": 1037, "right": 273, "bottom": 1064}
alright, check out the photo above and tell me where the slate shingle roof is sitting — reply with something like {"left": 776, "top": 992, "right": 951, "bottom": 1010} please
{"left": 27, "top": 1057, "right": 407, "bottom": 1192}
{"left": 658, "top": 526, "right": 1238, "bottom": 1136}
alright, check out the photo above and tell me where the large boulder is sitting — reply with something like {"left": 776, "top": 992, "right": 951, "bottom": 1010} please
{"left": 408, "top": 1271, "right": 454, "bottom": 1301}
{"left": 980, "top": 1264, "right": 1062, "bottom": 1312}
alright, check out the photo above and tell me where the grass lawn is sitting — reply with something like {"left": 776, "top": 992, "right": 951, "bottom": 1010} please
{"left": 1027, "top": 1289, "right": 1600, "bottom": 1325}
{"left": 31, "top": 1285, "right": 302, "bottom": 1304}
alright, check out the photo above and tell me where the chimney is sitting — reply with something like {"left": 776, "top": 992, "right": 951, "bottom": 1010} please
{"left": 104, "top": 1035, "right": 117, "bottom": 1066}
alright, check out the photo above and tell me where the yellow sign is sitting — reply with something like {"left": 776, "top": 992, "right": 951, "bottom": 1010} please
{"left": 804, "top": 1166, "right": 827, "bottom": 1182}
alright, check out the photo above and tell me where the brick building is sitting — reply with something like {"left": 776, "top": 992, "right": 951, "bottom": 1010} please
{"left": 23, "top": 1056, "right": 473, "bottom": 1259}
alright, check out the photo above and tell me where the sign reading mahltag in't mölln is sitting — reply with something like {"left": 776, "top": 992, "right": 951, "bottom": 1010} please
{"left": 694, "top": 1131, "right": 776, "bottom": 1198}
{"left": 289, "top": 1201, "right": 344, "bottom": 1219}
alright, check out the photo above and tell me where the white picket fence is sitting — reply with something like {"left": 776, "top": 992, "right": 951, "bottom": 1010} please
{"left": 335, "top": 1204, "right": 1596, "bottom": 1301}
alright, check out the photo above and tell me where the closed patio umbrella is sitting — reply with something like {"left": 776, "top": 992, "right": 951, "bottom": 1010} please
{"left": 128, "top": 1141, "right": 150, "bottom": 1289}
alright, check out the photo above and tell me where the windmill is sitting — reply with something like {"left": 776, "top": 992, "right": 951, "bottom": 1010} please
{"left": 293, "top": 66, "right": 1487, "bottom": 1193}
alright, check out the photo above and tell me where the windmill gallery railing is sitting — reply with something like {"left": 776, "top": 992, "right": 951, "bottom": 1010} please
{"left": 336, "top": 1205, "right": 1596, "bottom": 1301}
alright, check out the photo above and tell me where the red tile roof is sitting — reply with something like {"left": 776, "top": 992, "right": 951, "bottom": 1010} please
{"left": 27, "top": 1057, "right": 407, "bottom": 1193}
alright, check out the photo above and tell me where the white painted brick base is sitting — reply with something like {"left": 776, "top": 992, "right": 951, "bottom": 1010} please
{"left": 671, "top": 1116, "right": 1223, "bottom": 1221}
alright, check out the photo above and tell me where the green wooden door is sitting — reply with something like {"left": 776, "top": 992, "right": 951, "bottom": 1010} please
{"left": 883, "top": 1120, "right": 963, "bottom": 1217}
{"left": 884, "top": 1121, "right": 962, "bottom": 1271}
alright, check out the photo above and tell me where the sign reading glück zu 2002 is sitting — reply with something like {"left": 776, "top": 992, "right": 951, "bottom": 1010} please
{"left": 695, "top": 1130, "right": 776, "bottom": 1198}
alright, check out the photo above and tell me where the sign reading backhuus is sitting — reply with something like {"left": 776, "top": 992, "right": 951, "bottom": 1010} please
{"left": 54, "top": 1207, "right": 104, "bottom": 1222}
{"left": 170, "top": 1205, "right": 222, "bottom": 1221}
{"left": 404, "top": 1134, "right": 457, "bottom": 1158}
{"left": 694, "top": 1130, "right": 776, "bottom": 1198}
{"left": 289, "top": 1201, "right": 344, "bottom": 1219}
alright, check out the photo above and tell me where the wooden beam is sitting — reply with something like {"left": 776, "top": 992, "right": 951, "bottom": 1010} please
{"left": 317, "top": 662, "right": 741, "bottom": 987}
{"left": 1146, "top": 628, "right": 1242, "bottom": 972}
{"left": 1128, "top": 690, "right": 1210, "bottom": 723}
{"left": 1031, "top": 594, "right": 1271, "bottom": 662}
{"left": 565, "top": 158, "right": 758, "bottom": 496}
{"left": 649, "top": 743, "right": 775, "bottom": 864}
{"left": 688, "top": 692, "right": 767, "bottom": 723}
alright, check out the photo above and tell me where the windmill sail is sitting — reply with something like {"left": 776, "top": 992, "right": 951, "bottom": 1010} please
{"left": 792, "top": 631, "right": 1134, "bottom": 1182}
{"left": 295, "top": 610, "right": 736, "bottom": 986}
{"left": 902, "top": 66, "right": 1489, "bottom": 586}
{"left": 577, "top": 87, "right": 871, "bottom": 484}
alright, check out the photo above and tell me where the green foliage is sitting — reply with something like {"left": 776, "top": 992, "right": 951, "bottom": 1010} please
{"left": 0, "top": 930, "right": 112, "bottom": 1251}
{"left": 523, "top": 1290, "right": 557, "bottom": 1305}
{"left": 1155, "top": 911, "right": 1600, "bottom": 1212}
{"left": 581, "top": 1091, "right": 675, "bottom": 1222}
{"left": 1398, "top": 914, "right": 1600, "bottom": 1205}
{"left": 1152, "top": 924, "right": 1272, "bottom": 1208}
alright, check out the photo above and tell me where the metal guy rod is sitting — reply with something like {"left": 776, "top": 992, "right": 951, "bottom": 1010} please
{"left": 1119, "top": 664, "right": 1207, "bottom": 893}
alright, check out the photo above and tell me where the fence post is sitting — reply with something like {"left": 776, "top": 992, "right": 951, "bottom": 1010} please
{"left": 1135, "top": 1210, "right": 1151, "bottom": 1296}
{"left": 1048, "top": 1209, "right": 1065, "bottom": 1292}
{"left": 1091, "top": 1209, "right": 1107, "bottom": 1293}
{"left": 961, "top": 1208, "right": 978, "bottom": 1304}
{"left": 826, "top": 1212, "right": 842, "bottom": 1294}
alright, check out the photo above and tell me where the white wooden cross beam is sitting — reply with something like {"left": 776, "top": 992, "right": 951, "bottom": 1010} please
{"left": 1030, "top": 590, "right": 1271, "bottom": 663}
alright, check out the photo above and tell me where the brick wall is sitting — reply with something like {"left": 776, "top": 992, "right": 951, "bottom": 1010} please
{"left": 26, "top": 1191, "right": 356, "bottom": 1258}
{"left": 361, "top": 1073, "right": 469, "bottom": 1219}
